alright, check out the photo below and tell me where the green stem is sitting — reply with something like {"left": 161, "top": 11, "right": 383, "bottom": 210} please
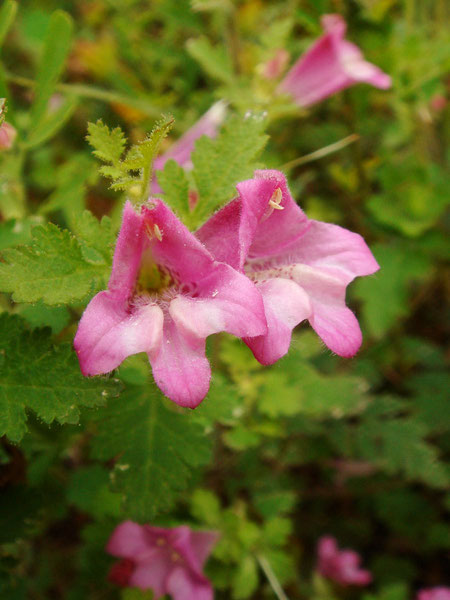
{"left": 257, "top": 554, "right": 290, "bottom": 600}
{"left": 279, "top": 134, "right": 360, "bottom": 171}
{"left": 5, "top": 72, "right": 161, "bottom": 119}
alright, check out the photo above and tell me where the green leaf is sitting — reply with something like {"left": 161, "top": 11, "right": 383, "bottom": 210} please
{"left": 0, "top": 314, "right": 119, "bottom": 442}
{"left": 231, "top": 554, "right": 259, "bottom": 599}
{"left": 67, "top": 465, "right": 121, "bottom": 518}
{"left": 0, "top": 1, "right": 18, "bottom": 49}
{"left": 92, "top": 386, "right": 212, "bottom": 520}
{"left": 29, "top": 10, "right": 73, "bottom": 127}
{"left": 157, "top": 159, "right": 191, "bottom": 223}
{"left": 38, "top": 154, "right": 95, "bottom": 227}
{"left": 17, "top": 301, "right": 70, "bottom": 334}
{"left": 86, "top": 120, "right": 127, "bottom": 165}
{"left": 26, "top": 95, "right": 79, "bottom": 148}
{"left": 190, "top": 113, "right": 268, "bottom": 227}
{"left": 0, "top": 213, "right": 113, "bottom": 305}
{"left": 353, "top": 243, "right": 430, "bottom": 338}
{"left": 0, "top": 217, "right": 43, "bottom": 251}
{"left": 186, "top": 37, "right": 234, "bottom": 84}
{"left": 88, "top": 115, "right": 174, "bottom": 200}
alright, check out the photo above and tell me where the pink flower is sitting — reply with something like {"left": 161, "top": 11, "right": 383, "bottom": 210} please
{"left": 317, "top": 536, "right": 372, "bottom": 586}
{"left": 197, "top": 169, "right": 378, "bottom": 364}
{"left": 0, "top": 121, "right": 17, "bottom": 150}
{"left": 278, "top": 14, "right": 391, "bottom": 107}
{"left": 106, "top": 521, "right": 219, "bottom": 599}
{"left": 417, "top": 588, "right": 450, "bottom": 600}
{"left": 262, "top": 49, "right": 290, "bottom": 80}
{"left": 74, "top": 199, "right": 266, "bottom": 407}
{"left": 152, "top": 101, "right": 227, "bottom": 192}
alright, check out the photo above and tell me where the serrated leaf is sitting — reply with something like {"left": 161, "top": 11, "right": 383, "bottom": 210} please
{"left": 190, "top": 114, "right": 268, "bottom": 226}
{"left": 0, "top": 314, "right": 119, "bottom": 442}
{"left": 157, "top": 159, "right": 190, "bottom": 223}
{"left": 87, "top": 120, "right": 127, "bottom": 164}
{"left": 0, "top": 213, "right": 113, "bottom": 305}
{"left": 92, "top": 386, "right": 212, "bottom": 520}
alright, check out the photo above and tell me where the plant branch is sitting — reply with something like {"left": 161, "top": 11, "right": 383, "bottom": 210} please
{"left": 257, "top": 554, "right": 290, "bottom": 600}
{"left": 279, "top": 133, "right": 360, "bottom": 171}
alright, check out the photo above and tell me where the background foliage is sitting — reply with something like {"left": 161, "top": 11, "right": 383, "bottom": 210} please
{"left": 0, "top": 0, "right": 448, "bottom": 598}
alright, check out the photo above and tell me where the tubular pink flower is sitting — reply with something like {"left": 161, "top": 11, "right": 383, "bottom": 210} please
{"left": 74, "top": 199, "right": 266, "bottom": 407}
{"left": 107, "top": 521, "right": 219, "bottom": 599}
{"left": 0, "top": 121, "right": 17, "bottom": 150}
{"left": 317, "top": 536, "right": 372, "bottom": 586}
{"left": 197, "top": 169, "right": 378, "bottom": 364}
{"left": 278, "top": 14, "right": 391, "bottom": 107}
{"left": 152, "top": 101, "right": 227, "bottom": 193}
{"left": 417, "top": 589, "right": 450, "bottom": 600}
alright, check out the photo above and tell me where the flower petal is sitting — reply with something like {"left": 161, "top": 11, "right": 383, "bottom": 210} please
{"left": 287, "top": 219, "right": 379, "bottom": 284}
{"left": 108, "top": 201, "right": 147, "bottom": 298}
{"left": 143, "top": 199, "right": 217, "bottom": 283}
{"left": 106, "top": 521, "right": 151, "bottom": 559}
{"left": 244, "top": 278, "right": 311, "bottom": 364}
{"left": 130, "top": 555, "right": 172, "bottom": 597}
{"left": 149, "top": 317, "right": 211, "bottom": 408}
{"left": 154, "top": 101, "right": 227, "bottom": 171}
{"left": 250, "top": 170, "right": 309, "bottom": 257}
{"left": 74, "top": 291, "right": 163, "bottom": 375}
{"left": 166, "top": 567, "right": 213, "bottom": 600}
{"left": 188, "top": 531, "right": 220, "bottom": 568}
{"left": 169, "top": 264, "right": 267, "bottom": 339}
{"left": 292, "top": 264, "right": 363, "bottom": 357}
{"left": 278, "top": 13, "right": 390, "bottom": 107}
{"left": 196, "top": 170, "right": 309, "bottom": 269}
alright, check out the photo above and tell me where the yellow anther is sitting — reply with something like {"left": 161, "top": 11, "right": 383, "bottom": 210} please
{"left": 170, "top": 551, "right": 180, "bottom": 562}
{"left": 153, "top": 224, "right": 163, "bottom": 241}
{"left": 268, "top": 187, "right": 284, "bottom": 210}
{"left": 156, "top": 538, "right": 166, "bottom": 546}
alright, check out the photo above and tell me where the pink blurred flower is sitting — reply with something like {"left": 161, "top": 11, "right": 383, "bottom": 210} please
{"left": 152, "top": 101, "right": 227, "bottom": 192}
{"left": 74, "top": 199, "right": 266, "bottom": 407}
{"left": 278, "top": 14, "right": 391, "bottom": 107}
{"left": 197, "top": 169, "right": 378, "bottom": 364}
{"left": 262, "top": 49, "right": 290, "bottom": 80}
{"left": 417, "top": 588, "right": 450, "bottom": 600}
{"left": 317, "top": 536, "right": 372, "bottom": 586}
{"left": 107, "top": 521, "right": 219, "bottom": 599}
{"left": 430, "top": 94, "right": 446, "bottom": 112}
{"left": 0, "top": 121, "right": 17, "bottom": 150}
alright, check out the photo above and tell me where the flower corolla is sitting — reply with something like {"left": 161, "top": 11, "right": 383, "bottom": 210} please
{"left": 74, "top": 199, "right": 266, "bottom": 407}
{"left": 317, "top": 535, "right": 372, "bottom": 586}
{"left": 278, "top": 14, "right": 391, "bottom": 107}
{"left": 107, "top": 520, "right": 219, "bottom": 600}
{"left": 197, "top": 169, "right": 379, "bottom": 364}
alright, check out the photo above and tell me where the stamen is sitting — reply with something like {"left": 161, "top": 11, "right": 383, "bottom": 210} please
{"left": 153, "top": 224, "right": 163, "bottom": 241}
{"left": 156, "top": 538, "right": 166, "bottom": 546}
{"left": 268, "top": 188, "right": 284, "bottom": 210}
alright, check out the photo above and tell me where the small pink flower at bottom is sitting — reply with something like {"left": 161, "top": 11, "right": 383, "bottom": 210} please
{"left": 106, "top": 521, "right": 219, "bottom": 600}
{"left": 0, "top": 121, "right": 17, "bottom": 150}
{"left": 278, "top": 14, "right": 391, "bottom": 107}
{"left": 317, "top": 536, "right": 372, "bottom": 586}
{"left": 74, "top": 199, "right": 266, "bottom": 407}
{"left": 417, "top": 588, "right": 450, "bottom": 600}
